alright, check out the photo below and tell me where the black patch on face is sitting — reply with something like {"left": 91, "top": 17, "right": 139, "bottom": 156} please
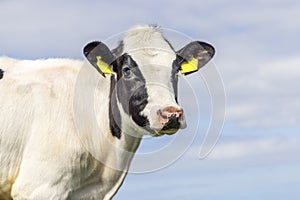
{"left": 171, "top": 58, "right": 181, "bottom": 103}
{"left": 0, "top": 69, "right": 4, "bottom": 79}
{"left": 109, "top": 74, "right": 122, "bottom": 139}
{"left": 113, "top": 54, "right": 152, "bottom": 132}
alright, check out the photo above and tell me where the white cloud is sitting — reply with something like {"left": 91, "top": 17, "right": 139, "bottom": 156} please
{"left": 226, "top": 57, "right": 300, "bottom": 128}
{"left": 116, "top": 135, "right": 300, "bottom": 200}
{"left": 208, "top": 136, "right": 300, "bottom": 160}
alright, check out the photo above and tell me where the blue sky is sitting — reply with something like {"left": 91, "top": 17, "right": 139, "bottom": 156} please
{"left": 1, "top": 0, "right": 300, "bottom": 199}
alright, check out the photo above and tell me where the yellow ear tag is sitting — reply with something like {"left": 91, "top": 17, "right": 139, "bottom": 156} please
{"left": 96, "top": 56, "right": 113, "bottom": 74}
{"left": 180, "top": 57, "right": 198, "bottom": 74}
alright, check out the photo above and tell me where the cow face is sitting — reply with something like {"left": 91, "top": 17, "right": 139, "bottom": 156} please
{"left": 83, "top": 27, "right": 215, "bottom": 137}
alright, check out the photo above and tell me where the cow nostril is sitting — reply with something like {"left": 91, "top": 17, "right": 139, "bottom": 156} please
{"left": 157, "top": 109, "right": 168, "bottom": 119}
{"left": 155, "top": 106, "right": 186, "bottom": 134}
{"left": 170, "top": 114, "right": 177, "bottom": 118}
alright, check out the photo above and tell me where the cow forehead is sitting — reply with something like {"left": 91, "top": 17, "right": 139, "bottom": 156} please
{"left": 122, "top": 25, "right": 176, "bottom": 70}
{"left": 127, "top": 51, "right": 176, "bottom": 70}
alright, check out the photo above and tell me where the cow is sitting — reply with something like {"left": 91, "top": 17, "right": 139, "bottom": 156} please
{"left": 0, "top": 25, "right": 215, "bottom": 199}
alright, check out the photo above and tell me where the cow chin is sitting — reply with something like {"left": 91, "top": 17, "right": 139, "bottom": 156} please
{"left": 154, "top": 128, "right": 179, "bottom": 137}
{"left": 152, "top": 121, "right": 186, "bottom": 137}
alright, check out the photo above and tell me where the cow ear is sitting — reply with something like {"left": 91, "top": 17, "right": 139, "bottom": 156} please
{"left": 83, "top": 41, "right": 115, "bottom": 77}
{"left": 177, "top": 41, "right": 215, "bottom": 75}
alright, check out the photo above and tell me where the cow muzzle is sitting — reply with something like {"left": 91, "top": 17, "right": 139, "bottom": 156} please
{"left": 154, "top": 106, "right": 186, "bottom": 136}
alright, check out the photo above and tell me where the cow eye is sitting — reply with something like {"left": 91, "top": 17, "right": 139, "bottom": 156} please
{"left": 122, "top": 66, "right": 131, "bottom": 77}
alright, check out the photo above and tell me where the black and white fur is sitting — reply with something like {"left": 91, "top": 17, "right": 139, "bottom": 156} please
{"left": 0, "top": 25, "right": 214, "bottom": 199}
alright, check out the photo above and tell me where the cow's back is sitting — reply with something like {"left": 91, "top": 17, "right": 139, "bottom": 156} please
{"left": 0, "top": 57, "right": 82, "bottom": 198}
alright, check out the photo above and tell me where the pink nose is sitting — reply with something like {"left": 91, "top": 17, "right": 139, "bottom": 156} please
{"left": 157, "top": 106, "right": 184, "bottom": 126}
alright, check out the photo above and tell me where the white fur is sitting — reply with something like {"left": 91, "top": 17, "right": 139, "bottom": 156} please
{"left": 0, "top": 25, "right": 183, "bottom": 199}
{"left": 122, "top": 25, "right": 182, "bottom": 132}
{"left": 0, "top": 57, "right": 140, "bottom": 199}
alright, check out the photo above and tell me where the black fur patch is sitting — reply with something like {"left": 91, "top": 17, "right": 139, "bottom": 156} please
{"left": 171, "top": 58, "right": 181, "bottom": 103}
{"left": 176, "top": 41, "right": 215, "bottom": 75}
{"left": 83, "top": 41, "right": 115, "bottom": 77}
{"left": 0, "top": 69, "right": 4, "bottom": 79}
{"left": 109, "top": 74, "right": 122, "bottom": 139}
{"left": 114, "top": 54, "right": 153, "bottom": 133}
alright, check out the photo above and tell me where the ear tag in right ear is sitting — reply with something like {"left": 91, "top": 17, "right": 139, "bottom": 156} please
{"left": 180, "top": 57, "right": 198, "bottom": 74}
{"left": 96, "top": 56, "right": 113, "bottom": 74}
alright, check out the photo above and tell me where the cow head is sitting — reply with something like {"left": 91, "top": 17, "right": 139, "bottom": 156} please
{"left": 83, "top": 26, "right": 215, "bottom": 137}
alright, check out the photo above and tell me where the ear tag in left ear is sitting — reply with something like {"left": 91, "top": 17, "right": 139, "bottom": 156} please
{"left": 96, "top": 56, "right": 113, "bottom": 74}
{"left": 180, "top": 57, "right": 198, "bottom": 74}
